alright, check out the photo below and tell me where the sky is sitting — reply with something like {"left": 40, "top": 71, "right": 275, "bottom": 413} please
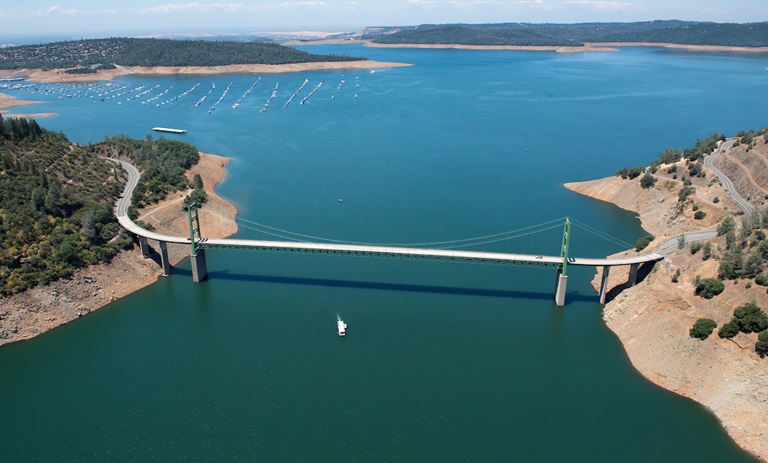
{"left": 1, "top": 1, "right": 766, "bottom": 37}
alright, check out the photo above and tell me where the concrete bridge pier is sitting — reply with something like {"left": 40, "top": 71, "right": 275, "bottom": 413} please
{"left": 628, "top": 263, "right": 639, "bottom": 287}
{"left": 554, "top": 268, "right": 568, "bottom": 307}
{"left": 191, "top": 249, "right": 208, "bottom": 283}
{"left": 599, "top": 265, "right": 611, "bottom": 304}
{"left": 138, "top": 236, "right": 150, "bottom": 258}
{"left": 159, "top": 241, "right": 171, "bottom": 276}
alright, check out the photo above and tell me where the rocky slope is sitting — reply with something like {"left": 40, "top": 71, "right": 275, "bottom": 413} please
{"left": 565, "top": 141, "right": 768, "bottom": 461}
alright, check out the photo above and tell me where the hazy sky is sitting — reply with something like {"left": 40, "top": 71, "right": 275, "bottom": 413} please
{"left": 1, "top": 1, "right": 766, "bottom": 36}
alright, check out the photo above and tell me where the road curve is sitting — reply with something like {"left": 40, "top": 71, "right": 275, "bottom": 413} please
{"left": 111, "top": 159, "right": 673, "bottom": 268}
{"left": 703, "top": 140, "right": 755, "bottom": 216}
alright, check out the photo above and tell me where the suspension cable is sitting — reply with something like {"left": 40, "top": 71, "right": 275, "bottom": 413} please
{"left": 570, "top": 219, "right": 635, "bottom": 250}
{"left": 235, "top": 215, "right": 567, "bottom": 247}
{"left": 440, "top": 223, "right": 563, "bottom": 249}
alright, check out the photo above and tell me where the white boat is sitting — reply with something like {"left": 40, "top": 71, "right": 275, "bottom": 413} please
{"left": 152, "top": 127, "right": 187, "bottom": 134}
{"left": 337, "top": 319, "right": 347, "bottom": 336}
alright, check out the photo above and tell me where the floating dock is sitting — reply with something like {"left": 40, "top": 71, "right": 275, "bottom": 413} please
{"left": 152, "top": 127, "right": 187, "bottom": 134}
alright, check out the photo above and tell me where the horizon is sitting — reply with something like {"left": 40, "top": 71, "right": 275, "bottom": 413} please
{"left": 1, "top": 1, "right": 766, "bottom": 39}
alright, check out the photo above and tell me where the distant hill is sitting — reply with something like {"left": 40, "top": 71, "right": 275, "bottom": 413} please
{"left": 0, "top": 37, "right": 367, "bottom": 71}
{"left": 364, "top": 21, "right": 768, "bottom": 48}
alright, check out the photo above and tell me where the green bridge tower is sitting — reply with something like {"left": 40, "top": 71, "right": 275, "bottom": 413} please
{"left": 554, "top": 217, "right": 571, "bottom": 306}
{"left": 187, "top": 203, "right": 208, "bottom": 282}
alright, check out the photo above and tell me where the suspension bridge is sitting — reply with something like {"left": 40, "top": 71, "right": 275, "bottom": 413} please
{"left": 113, "top": 160, "right": 676, "bottom": 306}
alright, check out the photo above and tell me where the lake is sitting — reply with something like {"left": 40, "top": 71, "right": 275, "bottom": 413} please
{"left": 1, "top": 44, "right": 766, "bottom": 461}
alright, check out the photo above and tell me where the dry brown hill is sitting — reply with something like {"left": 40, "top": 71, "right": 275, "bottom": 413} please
{"left": 566, "top": 135, "right": 768, "bottom": 462}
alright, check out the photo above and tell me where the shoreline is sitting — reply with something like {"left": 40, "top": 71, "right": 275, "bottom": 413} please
{"left": 17, "top": 60, "right": 411, "bottom": 83}
{"left": 0, "top": 93, "right": 57, "bottom": 118}
{"left": 365, "top": 41, "right": 768, "bottom": 54}
{"left": 0, "top": 152, "right": 238, "bottom": 346}
{"left": 564, "top": 150, "right": 768, "bottom": 461}
{"left": 365, "top": 42, "right": 618, "bottom": 53}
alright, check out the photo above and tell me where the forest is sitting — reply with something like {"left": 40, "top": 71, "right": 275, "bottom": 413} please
{"left": 0, "top": 117, "right": 205, "bottom": 295}
{"left": 368, "top": 21, "right": 768, "bottom": 47}
{"left": 0, "top": 38, "right": 367, "bottom": 71}
{"left": 0, "top": 116, "right": 130, "bottom": 295}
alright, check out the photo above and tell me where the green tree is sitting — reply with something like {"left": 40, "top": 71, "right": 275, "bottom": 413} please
{"left": 45, "top": 182, "right": 61, "bottom": 213}
{"left": 719, "top": 320, "right": 740, "bottom": 339}
{"left": 192, "top": 173, "right": 204, "bottom": 190}
{"left": 718, "top": 249, "right": 743, "bottom": 279}
{"left": 55, "top": 238, "right": 80, "bottom": 267}
{"left": 694, "top": 277, "right": 725, "bottom": 299}
{"left": 758, "top": 240, "right": 768, "bottom": 260}
{"left": 743, "top": 251, "right": 765, "bottom": 279}
{"left": 733, "top": 300, "right": 768, "bottom": 333}
{"left": 756, "top": 331, "right": 768, "bottom": 357}
{"left": 640, "top": 173, "right": 656, "bottom": 189}
{"left": 81, "top": 210, "right": 96, "bottom": 240}
{"left": 678, "top": 186, "right": 696, "bottom": 203}
{"left": 717, "top": 216, "right": 737, "bottom": 236}
{"left": 690, "top": 318, "right": 717, "bottom": 340}
{"left": 635, "top": 234, "right": 655, "bottom": 252}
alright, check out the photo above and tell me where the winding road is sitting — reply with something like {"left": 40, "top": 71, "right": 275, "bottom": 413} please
{"left": 703, "top": 140, "right": 755, "bottom": 216}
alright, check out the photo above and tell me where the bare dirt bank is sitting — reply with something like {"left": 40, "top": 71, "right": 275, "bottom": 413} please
{"left": 565, "top": 162, "right": 768, "bottom": 461}
{"left": 366, "top": 41, "right": 768, "bottom": 54}
{"left": 0, "top": 93, "right": 38, "bottom": 110}
{"left": 585, "top": 42, "right": 768, "bottom": 53}
{"left": 21, "top": 60, "right": 411, "bottom": 83}
{"left": 366, "top": 42, "right": 618, "bottom": 53}
{"left": 0, "top": 153, "right": 237, "bottom": 347}
{"left": 0, "top": 93, "right": 56, "bottom": 118}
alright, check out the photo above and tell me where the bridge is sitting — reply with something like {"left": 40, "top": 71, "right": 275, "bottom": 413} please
{"left": 113, "top": 159, "right": 677, "bottom": 306}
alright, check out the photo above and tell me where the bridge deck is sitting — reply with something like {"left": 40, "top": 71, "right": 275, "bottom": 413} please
{"left": 113, "top": 159, "right": 666, "bottom": 268}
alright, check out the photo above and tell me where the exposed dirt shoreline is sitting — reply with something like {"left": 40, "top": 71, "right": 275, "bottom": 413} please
{"left": 0, "top": 152, "right": 237, "bottom": 346}
{"left": 365, "top": 41, "right": 768, "bottom": 54}
{"left": 15, "top": 60, "right": 411, "bottom": 83}
{"left": 565, "top": 149, "right": 768, "bottom": 461}
{"left": 0, "top": 93, "right": 56, "bottom": 118}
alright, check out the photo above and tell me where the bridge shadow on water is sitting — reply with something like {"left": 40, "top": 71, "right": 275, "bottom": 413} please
{"left": 171, "top": 268, "right": 598, "bottom": 303}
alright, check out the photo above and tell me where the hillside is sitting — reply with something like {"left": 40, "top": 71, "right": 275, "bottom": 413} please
{"left": 717, "top": 129, "right": 768, "bottom": 206}
{"left": 0, "top": 37, "right": 366, "bottom": 72}
{"left": 0, "top": 118, "right": 216, "bottom": 296}
{"left": 0, "top": 116, "right": 131, "bottom": 295}
{"left": 565, "top": 131, "right": 768, "bottom": 461}
{"left": 0, "top": 152, "right": 236, "bottom": 346}
{"left": 366, "top": 21, "right": 768, "bottom": 48}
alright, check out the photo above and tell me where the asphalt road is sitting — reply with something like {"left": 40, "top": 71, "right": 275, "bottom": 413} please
{"left": 703, "top": 140, "right": 755, "bottom": 216}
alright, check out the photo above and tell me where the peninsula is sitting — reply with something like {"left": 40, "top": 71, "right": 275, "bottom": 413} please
{"left": 359, "top": 21, "right": 768, "bottom": 50}
{"left": 0, "top": 37, "right": 409, "bottom": 83}
{"left": 0, "top": 123, "right": 238, "bottom": 345}
{"left": 566, "top": 130, "right": 768, "bottom": 461}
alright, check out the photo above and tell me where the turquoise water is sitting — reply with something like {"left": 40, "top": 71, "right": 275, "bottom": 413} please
{"left": 2, "top": 45, "right": 767, "bottom": 461}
